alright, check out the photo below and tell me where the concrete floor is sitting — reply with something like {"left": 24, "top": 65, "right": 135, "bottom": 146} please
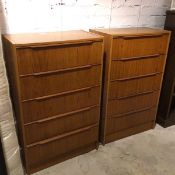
{"left": 34, "top": 125, "right": 175, "bottom": 175}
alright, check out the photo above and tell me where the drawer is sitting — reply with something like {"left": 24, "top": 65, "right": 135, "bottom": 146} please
{"left": 106, "top": 107, "right": 156, "bottom": 135}
{"left": 22, "top": 86, "right": 100, "bottom": 124}
{"left": 17, "top": 42, "right": 103, "bottom": 75}
{"left": 26, "top": 126, "right": 98, "bottom": 170}
{"left": 107, "top": 91, "right": 159, "bottom": 116}
{"left": 109, "top": 73, "right": 162, "bottom": 99}
{"left": 112, "top": 35, "right": 167, "bottom": 59}
{"left": 25, "top": 106, "right": 100, "bottom": 145}
{"left": 110, "top": 55, "right": 165, "bottom": 81}
{"left": 20, "top": 65, "right": 101, "bottom": 100}
{"left": 105, "top": 122, "right": 154, "bottom": 144}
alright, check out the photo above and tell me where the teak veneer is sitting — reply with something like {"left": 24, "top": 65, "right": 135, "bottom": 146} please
{"left": 2, "top": 30, "right": 104, "bottom": 174}
{"left": 90, "top": 27, "right": 171, "bottom": 144}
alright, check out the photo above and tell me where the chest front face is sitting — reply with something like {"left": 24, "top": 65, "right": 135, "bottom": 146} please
{"left": 2, "top": 31, "right": 104, "bottom": 174}
{"left": 90, "top": 28, "right": 170, "bottom": 144}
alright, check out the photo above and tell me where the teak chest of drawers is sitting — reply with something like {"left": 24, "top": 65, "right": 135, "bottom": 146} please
{"left": 2, "top": 31, "right": 103, "bottom": 174}
{"left": 90, "top": 28, "right": 170, "bottom": 144}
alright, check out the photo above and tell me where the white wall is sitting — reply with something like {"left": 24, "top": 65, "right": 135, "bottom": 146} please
{"left": 171, "top": 0, "right": 175, "bottom": 8}
{"left": 0, "top": 0, "right": 172, "bottom": 34}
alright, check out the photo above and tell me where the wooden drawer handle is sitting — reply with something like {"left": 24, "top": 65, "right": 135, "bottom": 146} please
{"left": 36, "top": 106, "right": 94, "bottom": 123}
{"left": 114, "top": 90, "right": 156, "bottom": 100}
{"left": 32, "top": 65, "right": 93, "bottom": 77}
{"left": 24, "top": 105, "right": 99, "bottom": 125}
{"left": 35, "top": 86, "right": 94, "bottom": 101}
{"left": 20, "top": 64, "right": 101, "bottom": 78}
{"left": 22, "top": 84, "right": 100, "bottom": 103}
{"left": 26, "top": 124, "right": 98, "bottom": 148}
{"left": 28, "top": 40, "right": 94, "bottom": 48}
{"left": 111, "top": 72, "right": 161, "bottom": 82}
{"left": 120, "top": 34, "right": 163, "bottom": 39}
{"left": 113, "top": 54, "right": 161, "bottom": 61}
{"left": 109, "top": 106, "right": 155, "bottom": 118}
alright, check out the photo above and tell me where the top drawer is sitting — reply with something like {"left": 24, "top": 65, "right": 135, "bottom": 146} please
{"left": 112, "top": 35, "right": 169, "bottom": 59}
{"left": 16, "top": 41, "right": 103, "bottom": 75}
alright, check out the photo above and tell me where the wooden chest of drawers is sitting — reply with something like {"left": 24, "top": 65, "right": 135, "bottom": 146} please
{"left": 90, "top": 28, "right": 170, "bottom": 144}
{"left": 2, "top": 31, "right": 103, "bottom": 174}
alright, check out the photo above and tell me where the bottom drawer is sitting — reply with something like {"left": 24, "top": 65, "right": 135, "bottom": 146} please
{"left": 25, "top": 106, "right": 100, "bottom": 144}
{"left": 106, "top": 107, "right": 156, "bottom": 135}
{"left": 105, "top": 122, "right": 154, "bottom": 144}
{"left": 26, "top": 126, "right": 98, "bottom": 170}
{"left": 107, "top": 91, "right": 159, "bottom": 116}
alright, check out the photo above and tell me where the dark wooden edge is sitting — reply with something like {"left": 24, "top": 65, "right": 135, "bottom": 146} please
{"left": 156, "top": 29, "right": 172, "bottom": 124}
{"left": 157, "top": 114, "right": 175, "bottom": 128}
{"left": 0, "top": 138, "right": 8, "bottom": 175}
{"left": 166, "top": 10, "right": 175, "bottom": 15}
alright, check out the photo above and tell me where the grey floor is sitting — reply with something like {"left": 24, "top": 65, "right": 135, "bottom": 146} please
{"left": 34, "top": 125, "right": 175, "bottom": 175}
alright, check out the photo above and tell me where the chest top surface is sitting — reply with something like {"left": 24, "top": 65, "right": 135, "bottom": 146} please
{"left": 90, "top": 27, "right": 170, "bottom": 37}
{"left": 3, "top": 30, "right": 103, "bottom": 47}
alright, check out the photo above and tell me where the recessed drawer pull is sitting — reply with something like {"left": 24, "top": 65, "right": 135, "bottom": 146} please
{"left": 26, "top": 124, "right": 98, "bottom": 148}
{"left": 113, "top": 54, "right": 161, "bottom": 61}
{"left": 36, "top": 106, "right": 93, "bottom": 123}
{"left": 109, "top": 106, "right": 155, "bottom": 118}
{"left": 20, "top": 65, "right": 94, "bottom": 78}
{"left": 111, "top": 72, "right": 161, "bottom": 82}
{"left": 35, "top": 86, "right": 93, "bottom": 101}
{"left": 119, "top": 34, "right": 163, "bottom": 39}
{"left": 113, "top": 90, "right": 156, "bottom": 100}
{"left": 32, "top": 65, "right": 93, "bottom": 77}
{"left": 27, "top": 41, "right": 94, "bottom": 49}
{"left": 22, "top": 85, "right": 98, "bottom": 103}
{"left": 24, "top": 105, "right": 98, "bottom": 125}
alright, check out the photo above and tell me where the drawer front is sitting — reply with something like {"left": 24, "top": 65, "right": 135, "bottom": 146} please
{"left": 17, "top": 42, "right": 103, "bottom": 75}
{"left": 20, "top": 65, "right": 101, "bottom": 100}
{"left": 109, "top": 73, "right": 162, "bottom": 99}
{"left": 110, "top": 55, "right": 165, "bottom": 80}
{"left": 106, "top": 107, "right": 156, "bottom": 135}
{"left": 26, "top": 126, "right": 98, "bottom": 170}
{"left": 25, "top": 106, "right": 100, "bottom": 145}
{"left": 105, "top": 122, "right": 153, "bottom": 144}
{"left": 112, "top": 35, "right": 167, "bottom": 59}
{"left": 107, "top": 91, "right": 159, "bottom": 116}
{"left": 22, "top": 86, "right": 100, "bottom": 124}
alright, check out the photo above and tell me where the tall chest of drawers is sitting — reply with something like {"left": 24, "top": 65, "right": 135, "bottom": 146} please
{"left": 90, "top": 28, "right": 170, "bottom": 144}
{"left": 2, "top": 31, "right": 103, "bottom": 174}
